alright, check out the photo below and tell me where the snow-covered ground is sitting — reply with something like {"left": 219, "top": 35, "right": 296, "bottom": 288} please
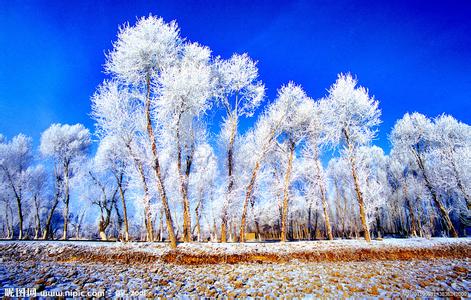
{"left": 0, "top": 238, "right": 470, "bottom": 298}
{"left": 1, "top": 237, "right": 470, "bottom": 256}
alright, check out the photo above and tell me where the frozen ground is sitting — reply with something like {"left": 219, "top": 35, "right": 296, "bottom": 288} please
{"left": 0, "top": 238, "right": 470, "bottom": 298}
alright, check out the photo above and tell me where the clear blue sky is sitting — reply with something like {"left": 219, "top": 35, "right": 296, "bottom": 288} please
{"left": 1, "top": 0, "right": 470, "bottom": 151}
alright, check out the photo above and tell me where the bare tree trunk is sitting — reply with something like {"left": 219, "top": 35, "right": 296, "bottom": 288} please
{"left": 145, "top": 75, "right": 177, "bottom": 249}
{"left": 43, "top": 198, "right": 59, "bottom": 239}
{"left": 240, "top": 125, "right": 281, "bottom": 242}
{"left": 2, "top": 166, "right": 24, "bottom": 239}
{"left": 90, "top": 173, "right": 116, "bottom": 241}
{"left": 221, "top": 117, "right": 238, "bottom": 243}
{"left": 176, "top": 126, "right": 194, "bottom": 242}
{"left": 212, "top": 219, "right": 218, "bottom": 242}
{"left": 181, "top": 183, "right": 192, "bottom": 242}
{"left": 342, "top": 191, "right": 348, "bottom": 238}
{"left": 343, "top": 129, "right": 371, "bottom": 242}
{"left": 9, "top": 204, "right": 14, "bottom": 239}
{"left": 4, "top": 201, "right": 12, "bottom": 239}
{"left": 333, "top": 179, "right": 344, "bottom": 238}
{"left": 227, "top": 220, "right": 233, "bottom": 242}
{"left": 281, "top": 140, "right": 295, "bottom": 242}
{"left": 232, "top": 221, "right": 238, "bottom": 242}
{"left": 125, "top": 143, "right": 153, "bottom": 242}
{"left": 33, "top": 195, "right": 41, "bottom": 239}
{"left": 175, "top": 115, "right": 194, "bottom": 243}
{"left": 375, "top": 208, "right": 382, "bottom": 238}
{"left": 62, "top": 162, "right": 70, "bottom": 240}
{"left": 220, "top": 219, "right": 227, "bottom": 243}
{"left": 313, "top": 156, "right": 333, "bottom": 240}
{"left": 43, "top": 175, "right": 61, "bottom": 240}
{"left": 416, "top": 198, "right": 424, "bottom": 237}
{"left": 351, "top": 166, "right": 371, "bottom": 242}
{"left": 428, "top": 184, "right": 458, "bottom": 237}
{"left": 403, "top": 183, "right": 418, "bottom": 237}
{"left": 99, "top": 207, "right": 112, "bottom": 241}
{"left": 240, "top": 161, "right": 261, "bottom": 242}
{"left": 307, "top": 204, "right": 312, "bottom": 240}
{"left": 255, "top": 217, "right": 261, "bottom": 241}
{"left": 116, "top": 173, "right": 129, "bottom": 242}
{"left": 99, "top": 215, "right": 107, "bottom": 241}
{"left": 143, "top": 194, "right": 154, "bottom": 241}
{"left": 159, "top": 210, "right": 164, "bottom": 242}
{"left": 76, "top": 209, "right": 85, "bottom": 239}
{"left": 15, "top": 195, "right": 23, "bottom": 240}
{"left": 195, "top": 205, "right": 201, "bottom": 242}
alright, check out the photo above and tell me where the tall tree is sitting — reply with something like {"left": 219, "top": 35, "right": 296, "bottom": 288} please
{"left": 91, "top": 80, "right": 156, "bottom": 241}
{"left": 105, "top": 16, "right": 182, "bottom": 248}
{"left": 433, "top": 114, "right": 471, "bottom": 210}
{"left": 388, "top": 151, "right": 420, "bottom": 237}
{"left": 40, "top": 123, "right": 91, "bottom": 240}
{"left": 157, "top": 42, "right": 215, "bottom": 242}
{"left": 0, "top": 134, "right": 33, "bottom": 239}
{"left": 323, "top": 74, "right": 381, "bottom": 242}
{"left": 95, "top": 136, "right": 131, "bottom": 241}
{"left": 190, "top": 142, "right": 217, "bottom": 242}
{"left": 238, "top": 84, "right": 297, "bottom": 242}
{"left": 41, "top": 163, "right": 63, "bottom": 240}
{"left": 275, "top": 82, "right": 314, "bottom": 242}
{"left": 215, "top": 53, "right": 265, "bottom": 242}
{"left": 81, "top": 159, "right": 119, "bottom": 241}
{"left": 25, "top": 165, "right": 48, "bottom": 239}
{"left": 355, "top": 145, "right": 389, "bottom": 237}
{"left": 302, "top": 102, "right": 333, "bottom": 240}
{"left": 390, "top": 113, "right": 459, "bottom": 237}
{"left": 327, "top": 157, "right": 355, "bottom": 238}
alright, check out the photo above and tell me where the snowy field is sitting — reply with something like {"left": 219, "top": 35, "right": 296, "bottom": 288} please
{"left": 0, "top": 238, "right": 470, "bottom": 298}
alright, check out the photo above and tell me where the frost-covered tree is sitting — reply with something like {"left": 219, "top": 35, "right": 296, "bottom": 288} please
{"left": 0, "top": 177, "right": 11, "bottom": 238}
{"left": 157, "top": 42, "right": 215, "bottom": 242}
{"left": 323, "top": 74, "right": 381, "bottom": 242}
{"left": 40, "top": 123, "right": 91, "bottom": 239}
{"left": 274, "top": 83, "right": 314, "bottom": 242}
{"left": 95, "top": 136, "right": 131, "bottom": 241}
{"left": 0, "top": 187, "right": 14, "bottom": 238}
{"left": 41, "top": 163, "right": 63, "bottom": 240}
{"left": 390, "top": 112, "right": 458, "bottom": 237}
{"left": 327, "top": 157, "right": 357, "bottom": 238}
{"left": 355, "top": 145, "right": 389, "bottom": 237}
{"left": 432, "top": 115, "right": 471, "bottom": 210}
{"left": 301, "top": 101, "right": 334, "bottom": 240}
{"left": 215, "top": 53, "right": 265, "bottom": 242}
{"left": 91, "top": 79, "right": 144, "bottom": 146}
{"left": 388, "top": 151, "right": 420, "bottom": 237}
{"left": 238, "top": 89, "right": 294, "bottom": 242}
{"left": 80, "top": 158, "right": 119, "bottom": 241}
{"left": 190, "top": 142, "right": 217, "bottom": 241}
{"left": 104, "top": 16, "right": 183, "bottom": 248}
{"left": 0, "top": 134, "right": 33, "bottom": 239}
{"left": 91, "top": 80, "right": 157, "bottom": 241}
{"left": 25, "top": 165, "right": 48, "bottom": 239}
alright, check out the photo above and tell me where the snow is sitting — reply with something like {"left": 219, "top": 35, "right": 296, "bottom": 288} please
{"left": 0, "top": 239, "right": 469, "bottom": 298}
{"left": 1, "top": 237, "right": 470, "bottom": 260}
{"left": 0, "top": 238, "right": 471, "bottom": 298}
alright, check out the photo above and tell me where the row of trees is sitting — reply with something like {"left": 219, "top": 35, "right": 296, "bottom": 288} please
{"left": 1, "top": 16, "right": 469, "bottom": 247}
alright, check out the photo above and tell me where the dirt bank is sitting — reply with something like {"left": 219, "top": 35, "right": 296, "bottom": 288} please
{"left": 1, "top": 238, "right": 470, "bottom": 265}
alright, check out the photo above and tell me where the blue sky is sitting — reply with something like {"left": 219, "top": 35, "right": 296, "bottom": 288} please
{"left": 1, "top": 0, "right": 470, "bottom": 152}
